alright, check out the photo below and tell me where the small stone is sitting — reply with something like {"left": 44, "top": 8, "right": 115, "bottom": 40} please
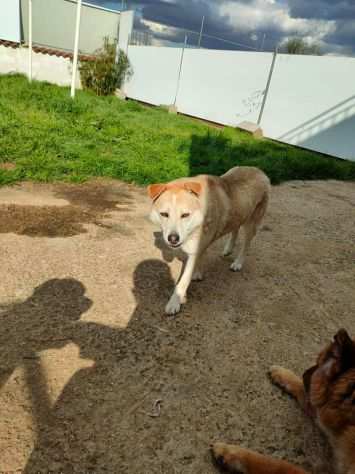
{"left": 236, "top": 121, "right": 263, "bottom": 138}
{"left": 115, "top": 89, "right": 127, "bottom": 100}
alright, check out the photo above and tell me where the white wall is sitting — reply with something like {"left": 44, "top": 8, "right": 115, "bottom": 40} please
{"left": 124, "top": 45, "right": 355, "bottom": 162}
{"left": 176, "top": 49, "right": 272, "bottom": 125}
{"left": 260, "top": 54, "right": 355, "bottom": 161}
{"left": 0, "top": 0, "right": 21, "bottom": 42}
{"left": 0, "top": 45, "right": 80, "bottom": 88}
{"left": 124, "top": 46, "right": 183, "bottom": 106}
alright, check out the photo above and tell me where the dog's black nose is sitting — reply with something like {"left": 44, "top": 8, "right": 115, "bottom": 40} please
{"left": 168, "top": 232, "right": 180, "bottom": 245}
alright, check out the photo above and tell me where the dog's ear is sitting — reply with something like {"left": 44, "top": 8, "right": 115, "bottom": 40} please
{"left": 184, "top": 182, "right": 202, "bottom": 197}
{"left": 147, "top": 184, "right": 166, "bottom": 201}
{"left": 333, "top": 329, "right": 355, "bottom": 370}
{"left": 334, "top": 329, "right": 353, "bottom": 350}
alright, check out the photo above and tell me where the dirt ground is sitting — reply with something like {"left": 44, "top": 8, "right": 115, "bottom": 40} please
{"left": 0, "top": 179, "right": 354, "bottom": 474}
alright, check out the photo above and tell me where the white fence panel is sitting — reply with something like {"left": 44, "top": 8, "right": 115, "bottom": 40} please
{"left": 261, "top": 54, "right": 355, "bottom": 162}
{"left": 124, "top": 46, "right": 182, "bottom": 106}
{"left": 176, "top": 49, "right": 272, "bottom": 126}
{"left": 0, "top": 0, "right": 21, "bottom": 42}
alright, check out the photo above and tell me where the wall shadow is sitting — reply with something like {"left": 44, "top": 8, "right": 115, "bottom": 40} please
{"left": 187, "top": 127, "right": 355, "bottom": 185}
{"left": 278, "top": 94, "right": 355, "bottom": 161}
{"left": 187, "top": 130, "right": 293, "bottom": 183}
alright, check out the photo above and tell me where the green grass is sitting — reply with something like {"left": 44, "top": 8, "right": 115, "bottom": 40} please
{"left": 1, "top": 73, "right": 355, "bottom": 186}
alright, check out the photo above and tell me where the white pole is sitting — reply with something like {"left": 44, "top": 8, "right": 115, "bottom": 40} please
{"left": 198, "top": 15, "right": 205, "bottom": 48}
{"left": 28, "top": 0, "right": 32, "bottom": 82}
{"left": 174, "top": 35, "right": 187, "bottom": 106}
{"left": 71, "top": 0, "right": 82, "bottom": 99}
{"left": 257, "top": 46, "right": 278, "bottom": 125}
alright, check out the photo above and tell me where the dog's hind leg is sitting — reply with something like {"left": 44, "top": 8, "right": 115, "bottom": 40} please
{"left": 230, "top": 221, "right": 256, "bottom": 272}
{"left": 230, "top": 194, "right": 268, "bottom": 272}
{"left": 222, "top": 230, "right": 239, "bottom": 257}
{"left": 192, "top": 265, "right": 204, "bottom": 281}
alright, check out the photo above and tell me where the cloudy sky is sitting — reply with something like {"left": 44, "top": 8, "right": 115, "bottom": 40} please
{"left": 92, "top": 0, "right": 355, "bottom": 55}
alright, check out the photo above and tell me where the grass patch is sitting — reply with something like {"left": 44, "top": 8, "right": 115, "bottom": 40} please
{"left": 1, "top": 74, "right": 355, "bottom": 186}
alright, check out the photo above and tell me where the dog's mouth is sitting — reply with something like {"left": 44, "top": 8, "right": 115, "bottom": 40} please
{"left": 167, "top": 242, "right": 182, "bottom": 249}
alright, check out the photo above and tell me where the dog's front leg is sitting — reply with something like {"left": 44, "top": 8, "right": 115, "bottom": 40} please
{"left": 212, "top": 442, "right": 309, "bottom": 474}
{"left": 165, "top": 253, "right": 198, "bottom": 315}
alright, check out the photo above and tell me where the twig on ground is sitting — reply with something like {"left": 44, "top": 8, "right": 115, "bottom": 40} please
{"left": 143, "top": 399, "right": 163, "bottom": 418}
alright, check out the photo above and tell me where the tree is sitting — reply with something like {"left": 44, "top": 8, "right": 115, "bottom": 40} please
{"left": 283, "top": 38, "right": 322, "bottom": 56}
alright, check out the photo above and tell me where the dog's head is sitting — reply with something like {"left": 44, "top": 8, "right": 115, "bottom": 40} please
{"left": 147, "top": 181, "right": 203, "bottom": 249}
{"left": 303, "top": 329, "right": 355, "bottom": 432}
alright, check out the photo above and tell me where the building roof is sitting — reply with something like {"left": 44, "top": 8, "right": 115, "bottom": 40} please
{"left": 0, "top": 38, "right": 95, "bottom": 61}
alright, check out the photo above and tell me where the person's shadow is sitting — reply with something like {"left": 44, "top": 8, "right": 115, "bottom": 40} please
{"left": 0, "top": 278, "right": 92, "bottom": 391}
{"left": 20, "top": 260, "right": 175, "bottom": 473}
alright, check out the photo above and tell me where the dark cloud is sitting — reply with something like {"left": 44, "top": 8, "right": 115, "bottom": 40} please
{"left": 323, "top": 19, "right": 355, "bottom": 54}
{"left": 130, "top": 0, "right": 260, "bottom": 50}
{"left": 288, "top": 0, "right": 355, "bottom": 21}
{"left": 91, "top": 0, "right": 355, "bottom": 55}
{"left": 287, "top": 0, "right": 355, "bottom": 54}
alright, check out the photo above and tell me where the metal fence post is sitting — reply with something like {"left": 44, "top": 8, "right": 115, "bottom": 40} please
{"left": 173, "top": 35, "right": 188, "bottom": 106}
{"left": 198, "top": 16, "right": 205, "bottom": 48}
{"left": 257, "top": 46, "right": 278, "bottom": 126}
{"left": 260, "top": 33, "right": 266, "bottom": 52}
{"left": 70, "top": 0, "right": 82, "bottom": 99}
{"left": 28, "top": 0, "right": 33, "bottom": 82}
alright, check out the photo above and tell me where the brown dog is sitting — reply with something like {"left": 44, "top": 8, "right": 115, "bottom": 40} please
{"left": 212, "top": 329, "right": 355, "bottom": 474}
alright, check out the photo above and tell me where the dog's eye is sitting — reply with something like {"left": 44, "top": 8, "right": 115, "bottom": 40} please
{"left": 181, "top": 213, "right": 190, "bottom": 219}
{"left": 160, "top": 212, "right": 169, "bottom": 218}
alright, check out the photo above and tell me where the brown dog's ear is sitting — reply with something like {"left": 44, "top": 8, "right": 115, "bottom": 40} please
{"left": 333, "top": 329, "right": 355, "bottom": 370}
{"left": 334, "top": 329, "right": 352, "bottom": 348}
{"left": 184, "top": 182, "right": 202, "bottom": 197}
{"left": 333, "top": 329, "right": 353, "bottom": 358}
{"left": 147, "top": 184, "right": 166, "bottom": 201}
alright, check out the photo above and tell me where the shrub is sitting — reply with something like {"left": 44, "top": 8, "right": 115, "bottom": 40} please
{"left": 79, "top": 37, "right": 133, "bottom": 96}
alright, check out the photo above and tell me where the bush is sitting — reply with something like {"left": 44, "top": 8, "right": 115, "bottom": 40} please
{"left": 79, "top": 37, "right": 132, "bottom": 96}
{"left": 282, "top": 38, "right": 322, "bottom": 56}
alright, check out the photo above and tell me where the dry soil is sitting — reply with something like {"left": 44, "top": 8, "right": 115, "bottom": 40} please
{"left": 0, "top": 179, "right": 354, "bottom": 474}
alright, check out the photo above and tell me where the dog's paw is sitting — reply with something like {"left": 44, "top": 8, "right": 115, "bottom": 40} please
{"left": 269, "top": 366, "right": 294, "bottom": 392}
{"left": 211, "top": 442, "right": 246, "bottom": 473}
{"left": 230, "top": 260, "right": 243, "bottom": 272}
{"left": 192, "top": 270, "right": 204, "bottom": 281}
{"left": 165, "top": 293, "right": 182, "bottom": 315}
{"left": 222, "top": 248, "right": 232, "bottom": 257}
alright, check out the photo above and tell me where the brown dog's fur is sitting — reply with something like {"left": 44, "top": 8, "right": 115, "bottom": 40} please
{"left": 212, "top": 329, "right": 355, "bottom": 474}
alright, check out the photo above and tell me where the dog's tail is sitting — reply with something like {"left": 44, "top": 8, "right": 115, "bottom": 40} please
{"left": 252, "top": 181, "right": 270, "bottom": 230}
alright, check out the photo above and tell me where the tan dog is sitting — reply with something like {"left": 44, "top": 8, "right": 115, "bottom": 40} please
{"left": 212, "top": 329, "right": 355, "bottom": 474}
{"left": 147, "top": 166, "right": 270, "bottom": 315}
